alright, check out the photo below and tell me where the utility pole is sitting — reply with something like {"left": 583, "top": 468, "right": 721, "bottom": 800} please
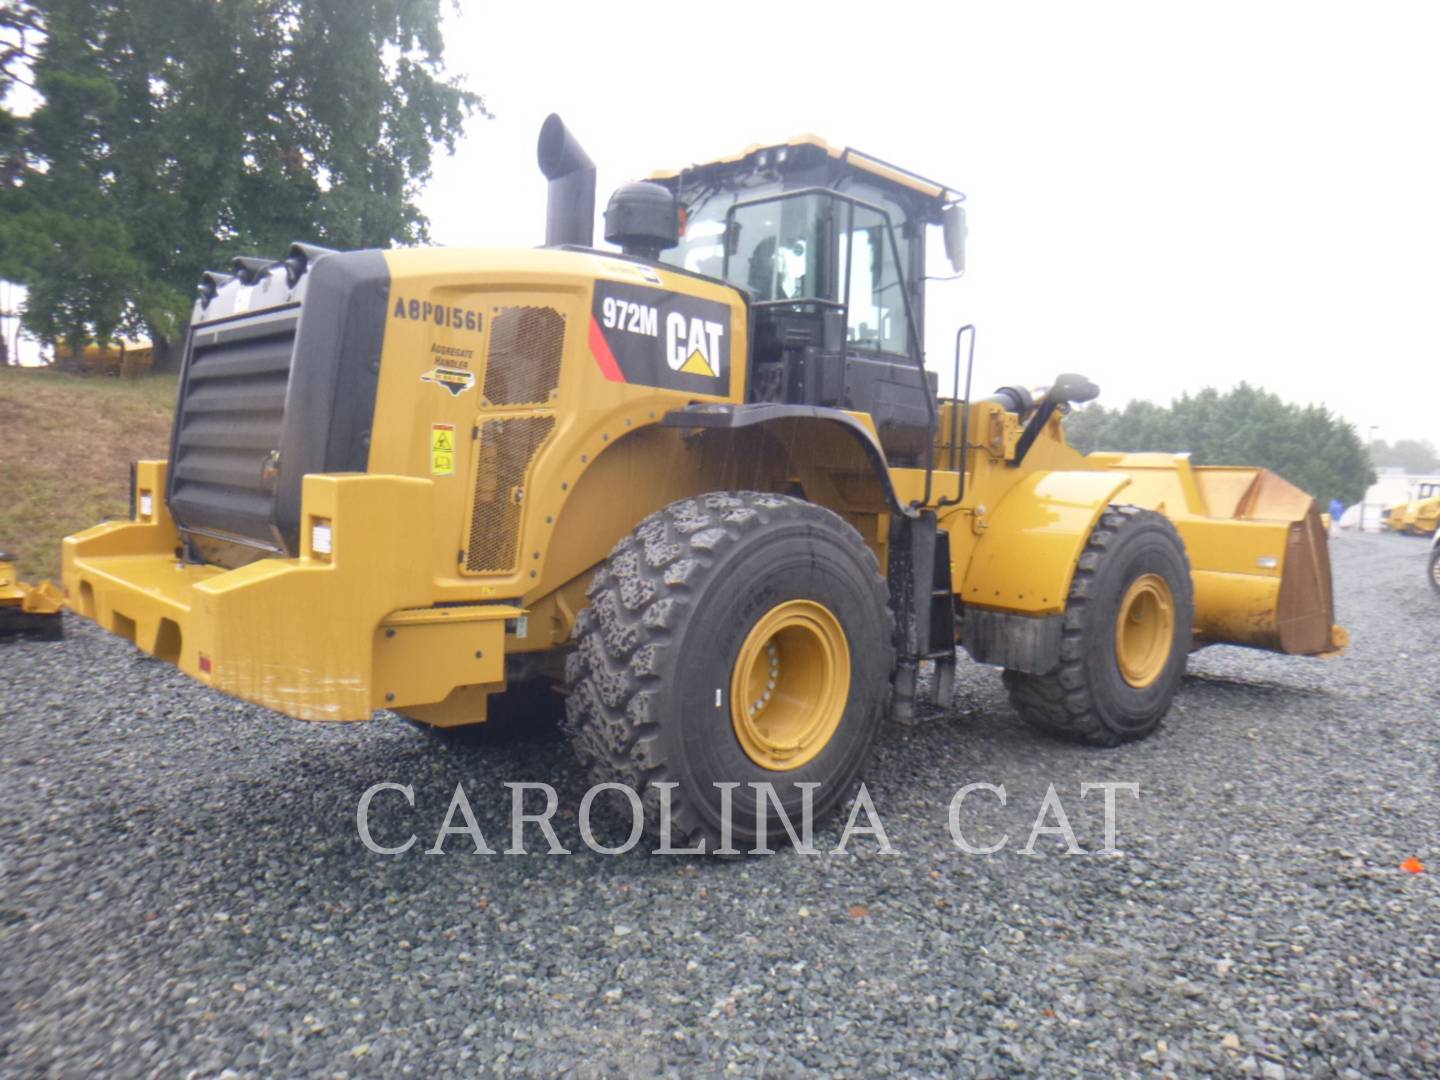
{"left": 1364, "top": 426, "right": 1381, "bottom": 531}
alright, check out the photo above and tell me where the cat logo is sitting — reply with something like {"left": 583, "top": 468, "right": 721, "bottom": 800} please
{"left": 589, "top": 281, "right": 730, "bottom": 395}
{"left": 666, "top": 313, "right": 724, "bottom": 378}
{"left": 420, "top": 365, "right": 476, "bottom": 396}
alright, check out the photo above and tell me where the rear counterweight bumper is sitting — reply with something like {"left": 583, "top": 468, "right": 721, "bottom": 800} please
{"left": 62, "top": 462, "right": 514, "bottom": 720}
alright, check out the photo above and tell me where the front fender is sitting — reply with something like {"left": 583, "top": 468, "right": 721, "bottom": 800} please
{"left": 959, "top": 470, "right": 1132, "bottom": 616}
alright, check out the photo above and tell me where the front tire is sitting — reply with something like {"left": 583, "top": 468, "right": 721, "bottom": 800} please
{"left": 565, "top": 492, "right": 894, "bottom": 852}
{"left": 1428, "top": 544, "right": 1440, "bottom": 597}
{"left": 1004, "top": 505, "right": 1194, "bottom": 746}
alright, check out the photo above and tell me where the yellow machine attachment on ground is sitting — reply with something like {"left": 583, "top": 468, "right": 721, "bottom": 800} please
{"left": 0, "top": 554, "right": 64, "bottom": 640}
{"left": 1381, "top": 482, "right": 1440, "bottom": 536}
{"left": 52, "top": 339, "right": 155, "bottom": 377}
{"left": 63, "top": 116, "right": 1345, "bottom": 850}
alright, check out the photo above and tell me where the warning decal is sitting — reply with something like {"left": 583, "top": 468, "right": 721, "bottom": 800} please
{"left": 589, "top": 281, "right": 730, "bottom": 394}
{"left": 431, "top": 423, "right": 457, "bottom": 476}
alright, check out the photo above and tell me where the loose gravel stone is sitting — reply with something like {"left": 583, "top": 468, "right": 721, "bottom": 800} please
{"left": 1, "top": 530, "right": 1436, "bottom": 1076}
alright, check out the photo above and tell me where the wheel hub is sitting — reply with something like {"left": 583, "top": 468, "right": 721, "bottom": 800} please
{"left": 730, "top": 599, "right": 850, "bottom": 771}
{"left": 1115, "top": 573, "right": 1175, "bottom": 689}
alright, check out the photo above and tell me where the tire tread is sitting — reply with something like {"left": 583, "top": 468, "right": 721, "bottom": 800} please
{"left": 564, "top": 491, "right": 893, "bottom": 848}
{"left": 1003, "top": 505, "right": 1190, "bottom": 747}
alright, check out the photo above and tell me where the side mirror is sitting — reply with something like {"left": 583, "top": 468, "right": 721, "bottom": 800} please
{"left": 942, "top": 202, "right": 966, "bottom": 275}
{"left": 1047, "top": 372, "right": 1100, "bottom": 406}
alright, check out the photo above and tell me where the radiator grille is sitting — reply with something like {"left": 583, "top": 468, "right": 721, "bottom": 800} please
{"left": 465, "top": 416, "right": 556, "bottom": 573}
{"left": 169, "top": 310, "right": 297, "bottom": 558}
{"left": 482, "top": 306, "right": 565, "bottom": 405}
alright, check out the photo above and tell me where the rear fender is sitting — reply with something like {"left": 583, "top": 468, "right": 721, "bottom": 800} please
{"left": 663, "top": 404, "right": 911, "bottom": 517}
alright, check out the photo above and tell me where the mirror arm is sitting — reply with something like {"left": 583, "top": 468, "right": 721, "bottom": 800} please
{"left": 1011, "top": 400, "right": 1062, "bottom": 467}
{"left": 1011, "top": 374, "right": 1100, "bottom": 467}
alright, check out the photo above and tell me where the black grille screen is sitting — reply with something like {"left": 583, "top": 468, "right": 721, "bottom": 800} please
{"left": 164, "top": 249, "right": 390, "bottom": 569}
{"left": 169, "top": 309, "right": 298, "bottom": 562}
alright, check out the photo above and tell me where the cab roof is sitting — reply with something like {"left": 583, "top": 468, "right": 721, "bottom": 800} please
{"left": 650, "top": 133, "right": 962, "bottom": 207}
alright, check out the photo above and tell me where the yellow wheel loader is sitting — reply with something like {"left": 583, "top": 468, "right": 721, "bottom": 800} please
{"left": 63, "top": 116, "right": 1345, "bottom": 850}
{"left": 1381, "top": 482, "right": 1440, "bottom": 536}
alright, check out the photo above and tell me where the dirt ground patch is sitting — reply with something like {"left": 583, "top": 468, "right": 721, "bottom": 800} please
{"left": 0, "top": 368, "right": 176, "bottom": 579}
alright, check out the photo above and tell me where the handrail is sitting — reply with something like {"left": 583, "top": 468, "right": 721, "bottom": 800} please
{"left": 936, "top": 324, "right": 976, "bottom": 509}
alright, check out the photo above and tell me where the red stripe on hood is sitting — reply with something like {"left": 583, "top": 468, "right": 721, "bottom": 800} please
{"left": 588, "top": 315, "right": 626, "bottom": 383}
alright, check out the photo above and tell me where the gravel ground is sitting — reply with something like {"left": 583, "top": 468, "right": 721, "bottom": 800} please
{"left": 2, "top": 530, "right": 1437, "bottom": 1078}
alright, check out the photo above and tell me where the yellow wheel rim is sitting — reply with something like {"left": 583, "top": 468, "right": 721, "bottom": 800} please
{"left": 1114, "top": 573, "right": 1175, "bottom": 689}
{"left": 730, "top": 599, "right": 850, "bottom": 771}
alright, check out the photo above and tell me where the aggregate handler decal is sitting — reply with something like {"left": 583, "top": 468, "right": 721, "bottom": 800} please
{"left": 589, "top": 281, "right": 729, "bottom": 393}
{"left": 420, "top": 365, "right": 476, "bottom": 396}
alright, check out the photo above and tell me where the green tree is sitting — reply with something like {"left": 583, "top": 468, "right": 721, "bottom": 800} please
{"left": 1370, "top": 438, "right": 1439, "bottom": 474}
{"left": 1063, "top": 383, "right": 1375, "bottom": 506}
{"left": 0, "top": 0, "right": 485, "bottom": 367}
{"left": 0, "top": 1, "right": 44, "bottom": 361}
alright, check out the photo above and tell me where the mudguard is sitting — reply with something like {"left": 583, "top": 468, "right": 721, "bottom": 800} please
{"left": 958, "top": 470, "right": 1131, "bottom": 616}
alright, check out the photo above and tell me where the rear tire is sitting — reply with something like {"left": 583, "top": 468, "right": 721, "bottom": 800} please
{"left": 1428, "top": 544, "right": 1440, "bottom": 597}
{"left": 564, "top": 492, "right": 894, "bottom": 852}
{"left": 1003, "top": 505, "right": 1193, "bottom": 747}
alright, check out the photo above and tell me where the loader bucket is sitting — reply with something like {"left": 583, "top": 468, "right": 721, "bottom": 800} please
{"left": 1087, "top": 454, "right": 1346, "bottom": 656}
{"left": 1248, "top": 503, "right": 1337, "bottom": 654}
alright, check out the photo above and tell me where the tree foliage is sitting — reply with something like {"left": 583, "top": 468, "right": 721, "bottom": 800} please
{"left": 0, "top": 0, "right": 484, "bottom": 363}
{"left": 1063, "top": 383, "right": 1376, "bottom": 506}
{"left": 1369, "top": 438, "right": 1439, "bottom": 474}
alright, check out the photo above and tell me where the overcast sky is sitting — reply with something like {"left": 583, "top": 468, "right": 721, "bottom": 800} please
{"left": 421, "top": 0, "right": 1438, "bottom": 445}
{"left": 3, "top": 3, "right": 1432, "bottom": 445}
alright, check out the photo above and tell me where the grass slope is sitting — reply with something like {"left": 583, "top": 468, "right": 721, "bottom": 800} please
{"left": 0, "top": 369, "right": 177, "bottom": 580}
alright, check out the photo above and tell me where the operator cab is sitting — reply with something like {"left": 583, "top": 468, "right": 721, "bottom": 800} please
{"left": 651, "top": 137, "right": 965, "bottom": 464}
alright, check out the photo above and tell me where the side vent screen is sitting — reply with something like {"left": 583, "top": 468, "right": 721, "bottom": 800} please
{"left": 482, "top": 306, "right": 565, "bottom": 406}
{"left": 465, "top": 416, "right": 556, "bottom": 573}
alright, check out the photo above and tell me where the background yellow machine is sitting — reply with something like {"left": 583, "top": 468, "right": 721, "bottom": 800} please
{"left": 1381, "top": 482, "right": 1440, "bottom": 536}
{"left": 0, "top": 553, "right": 63, "bottom": 639}
{"left": 63, "top": 116, "right": 1344, "bottom": 849}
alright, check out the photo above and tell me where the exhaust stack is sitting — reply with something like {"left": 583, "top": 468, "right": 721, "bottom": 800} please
{"left": 537, "top": 113, "right": 595, "bottom": 248}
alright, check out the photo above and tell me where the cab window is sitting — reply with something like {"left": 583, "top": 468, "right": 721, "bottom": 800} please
{"left": 667, "top": 206, "right": 729, "bottom": 280}
{"left": 667, "top": 188, "right": 911, "bottom": 357}
{"left": 839, "top": 204, "right": 909, "bottom": 356}
{"left": 727, "top": 195, "right": 830, "bottom": 302}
